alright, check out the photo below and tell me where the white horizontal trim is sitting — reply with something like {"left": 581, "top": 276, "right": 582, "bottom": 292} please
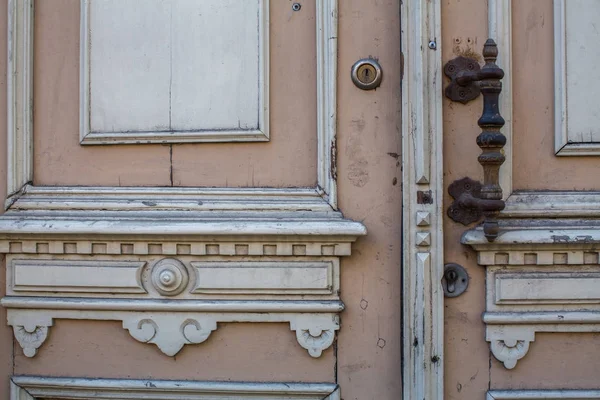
{"left": 556, "top": 142, "right": 600, "bottom": 156}
{"left": 502, "top": 191, "right": 600, "bottom": 218}
{"left": 484, "top": 311, "right": 600, "bottom": 325}
{"left": 0, "top": 217, "right": 366, "bottom": 238}
{"left": 488, "top": 390, "right": 600, "bottom": 400}
{"left": 1, "top": 297, "right": 344, "bottom": 313}
{"left": 463, "top": 225, "right": 600, "bottom": 248}
{"left": 80, "top": 130, "right": 270, "bottom": 145}
{"left": 12, "top": 185, "right": 332, "bottom": 212}
{"left": 11, "top": 376, "right": 338, "bottom": 399}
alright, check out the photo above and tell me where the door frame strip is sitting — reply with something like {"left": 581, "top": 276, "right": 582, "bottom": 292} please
{"left": 401, "top": 1, "right": 444, "bottom": 400}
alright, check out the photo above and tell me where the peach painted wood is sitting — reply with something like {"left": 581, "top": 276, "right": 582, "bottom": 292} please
{"left": 441, "top": 0, "right": 490, "bottom": 398}
{"left": 335, "top": 1, "right": 404, "bottom": 398}
{"left": 14, "top": 321, "right": 334, "bottom": 382}
{"left": 443, "top": 0, "right": 600, "bottom": 399}
{"left": 33, "top": 0, "right": 171, "bottom": 187}
{"left": 512, "top": 0, "right": 600, "bottom": 190}
{"left": 172, "top": 0, "right": 317, "bottom": 188}
{"left": 33, "top": 0, "right": 316, "bottom": 188}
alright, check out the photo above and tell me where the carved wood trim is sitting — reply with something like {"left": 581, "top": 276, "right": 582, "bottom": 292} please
{"left": 10, "top": 377, "right": 340, "bottom": 399}
{"left": 488, "top": 390, "right": 600, "bottom": 400}
{"left": 401, "top": 1, "right": 444, "bottom": 399}
{"left": 5, "top": 0, "right": 340, "bottom": 208}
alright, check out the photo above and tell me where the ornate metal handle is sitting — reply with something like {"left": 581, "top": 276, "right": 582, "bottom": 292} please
{"left": 445, "top": 39, "right": 506, "bottom": 242}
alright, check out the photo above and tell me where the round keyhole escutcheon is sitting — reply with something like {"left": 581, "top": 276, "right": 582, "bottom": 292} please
{"left": 351, "top": 58, "right": 383, "bottom": 90}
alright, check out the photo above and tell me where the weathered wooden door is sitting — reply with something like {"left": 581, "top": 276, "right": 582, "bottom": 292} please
{"left": 442, "top": 1, "right": 600, "bottom": 399}
{"left": 0, "top": 1, "right": 409, "bottom": 399}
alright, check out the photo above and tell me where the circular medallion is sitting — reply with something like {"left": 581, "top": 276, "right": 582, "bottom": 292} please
{"left": 151, "top": 258, "right": 188, "bottom": 296}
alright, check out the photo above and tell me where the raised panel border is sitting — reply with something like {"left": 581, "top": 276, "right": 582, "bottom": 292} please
{"left": 6, "top": 0, "right": 339, "bottom": 208}
{"left": 553, "top": 0, "right": 600, "bottom": 156}
{"left": 79, "top": 0, "right": 270, "bottom": 145}
{"left": 488, "top": 390, "right": 600, "bottom": 400}
{"left": 10, "top": 377, "right": 340, "bottom": 400}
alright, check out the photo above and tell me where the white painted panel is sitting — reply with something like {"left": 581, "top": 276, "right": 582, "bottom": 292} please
{"left": 496, "top": 272, "right": 600, "bottom": 304}
{"left": 83, "top": 0, "right": 267, "bottom": 143}
{"left": 565, "top": 1, "right": 600, "bottom": 143}
{"left": 170, "top": 0, "right": 260, "bottom": 130}
{"left": 89, "top": 0, "right": 171, "bottom": 132}
{"left": 191, "top": 261, "right": 333, "bottom": 294}
{"left": 11, "top": 260, "right": 146, "bottom": 293}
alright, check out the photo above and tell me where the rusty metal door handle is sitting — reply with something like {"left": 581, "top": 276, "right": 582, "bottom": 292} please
{"left": 445, "top": 39, "right": 506, "bottom": 242}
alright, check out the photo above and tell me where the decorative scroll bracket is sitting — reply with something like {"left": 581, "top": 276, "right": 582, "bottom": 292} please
{"left": 4, "top": 303, "right": 341, "bottom": 359}
{"left": 445, "top": 39, "right": 506, "bottom": 242}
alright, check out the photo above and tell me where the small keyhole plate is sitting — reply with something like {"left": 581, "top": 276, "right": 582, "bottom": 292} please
{"left": 351, "top": 58, "right": 383, "bottom": 90}
{"left": 442, "top": 263, "right": 469, "bottom": 298}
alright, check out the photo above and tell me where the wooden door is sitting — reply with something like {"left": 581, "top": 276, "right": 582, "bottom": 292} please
{"left": 0, "top": 1, "right": 407, "bottom": 399}
{"left": 442, "top": 1, "right": 600, "bottom": 399}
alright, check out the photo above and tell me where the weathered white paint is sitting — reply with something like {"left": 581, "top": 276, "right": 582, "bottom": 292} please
{"left": 6, "top": 0, "right": 33, "bottom": 206}
{"left": 3, "top": 298, "right": 342, "bottom": 358}
{"left": 489, "top": 0, "right": 513, "bottom": 197}
{"left": 81, "top": 0, "right": 269, "bottom": 144}
{"left": 316, "top": 0, "right": 338, "bottom": 208}
{"left": 191, "top": 261, "right": 333, "bottom": 294}
{"left": 5, "top": 0, "right": 339, "bottom": 207}
{"left": 10, "top": 259, "right": 146, "bottom": 294}
{"left": 495, "top": 272, "right": 600, "bottom": 304}
{"left": 10, "top": 376, "right": 340, "bottom": 400}
{"left": 401, "top": 0, "right": 444, "bottom": 399}
{"left": 488, "top": 390, "right": 600, "bottom": 400}
{"left": 464, "top": 214, "right": 600, "bottom": 369}
{"left": 502, "top": 191, "right": 600, "bottom": 218}
{"left": 554, "top": 0, "right": 600, "bottom": 155}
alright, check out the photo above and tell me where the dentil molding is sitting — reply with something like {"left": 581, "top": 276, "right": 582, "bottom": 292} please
{"left": 463, "top": 209, "right": 600, "bottom": 369}
{"left": 0, "top": 190, "right": 365, "bottom": 358}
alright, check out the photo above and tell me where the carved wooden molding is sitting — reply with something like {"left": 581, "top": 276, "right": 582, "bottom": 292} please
{"left": 4, "top": 298, "right": 343, "bottom": 358}
{"left": 464, "top": 210, "right": 600, "bottom": 369}
{"left": 553, "top": 0, "right": 600, "bottom": 156}
{"left": 79, "top": 0, "right": 270, "bottom": 145}
{"left": 2, "top": 0, "right": 360, "bottom": 358}
{"left": 401, "top": 1, "right": 444, "bottom": 400}
{"left": 10, "top": 377, "right": 341, "bottom": 399}
{"left": 5, "top": 0, "right": 339, "bottom": 208}
{"left": 488, "top": 389, "right": 600, "bottom": 400}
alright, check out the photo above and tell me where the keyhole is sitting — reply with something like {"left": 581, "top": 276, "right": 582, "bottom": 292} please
{"left": 351, "top": 59, "right": 382, "bottom": 90}
{"left": 445, "top": 270, "right": 458, "bottom": 293}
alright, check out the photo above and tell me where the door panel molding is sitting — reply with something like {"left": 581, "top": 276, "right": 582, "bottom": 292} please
{"left": 79, "top": 0, "right": 270, "bottom": 145}
{"left": 6, "top": 0, "right": 339, "bottom": 208}
{"left": 2, "top": 0, "right": 367, "bottom": 370}
{"left": 10, "top": 377, "right": 340, "bottom": 400}
{"left": 488, "top": 390, "right": 600, "bottom": 400}
{"left": 401, "top": 1, "right": 444, "bottom": 400}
